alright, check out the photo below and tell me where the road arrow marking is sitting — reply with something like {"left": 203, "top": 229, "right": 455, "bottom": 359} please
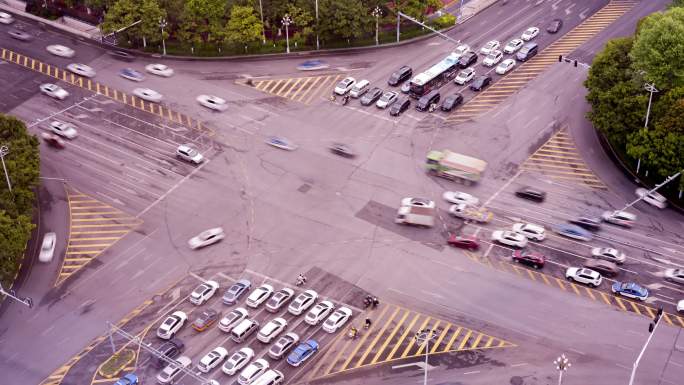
{"left": 565, "top": 4, "right": 576, "bottom": 15}
{"left": 392, "top": 361, "right": 435, "bottom": 371}
{"left": 579, "top": 8, "right": 590, "bottom": 19}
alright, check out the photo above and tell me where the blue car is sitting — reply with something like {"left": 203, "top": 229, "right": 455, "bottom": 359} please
{"left": 120, "top": 68, "right": 145, "bottom": 82}
{"left": 611, "top": 282, "right": 648, "bottom": 301}
{"left": 296, "top": 60, "right": 329, "bottom": 71}
{"left": 287, "top": 339, "right": 319, "bottom": 367}
{"left": 114, "top": 373, "right": 138, "bottom": 385}
{"left": 554, "top": 224, "right": 592, "bottom": 241}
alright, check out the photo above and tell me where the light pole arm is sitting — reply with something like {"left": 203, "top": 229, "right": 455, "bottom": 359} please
{"left": 619, "top": 170, "right": 682, "bottom": 213}
{"left": 628, "top": 318, "right": 662, "bottom": 385}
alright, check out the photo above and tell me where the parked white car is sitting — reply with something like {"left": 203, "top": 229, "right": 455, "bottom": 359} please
{"left": 50, "top": 121, "right": 78, "bottom": 139}
{"left": 305, "top": 300, "right": 335, "bottom": 325}
{"left": 157, "top": 311, "right": 187, "bottom": 339}
{"left": 664, "top": 268, "right": 684, "bottom": 284}
{"left": 238, "top": 359, "right": 269, "bottom": 385}
{"left": 222, "top": 347, "right": 254, "bottom": 376}
{"left": 257, "top": 317, "right": 287, "bottom": 343}
{"left": 635, "top": 187, "right": 667, "bottom": 209}
{"left": 133, "top": 88, "right": 163, "bottom": 103}
{"left": 189, "top": 280, "right": 220, "bottom": 305}
{"left": 454, "top": 68, "right": 475, "bottom": 85}
{"left": 219, "top": 307, "right": 249, "bottom": 332}
{"left": 521, "top": 27, "right": 540, "bottom": 41}
{"left": 46, "top": 44, "right": 74, "bottom": 58}
{"left": 334, "top": 77, "right": 356, "bottom": 95}
{"left": 176, "top": 144, "right": 204, "bottom": 164}
{"left": 601, "top": 210, "right": 636, "bottom": 227}
{"left": 288, "top": 289, "right": 318, "bottom": 315}
{"left": 496, "top": 59, "right": 516, "bottom": 75}
{"left": 591, "top": 247, "right": 627, "bottom": 264}
{"left": 188, "top": 227, "right": 225, "bottom": 249}
{"left": 197, "top": 94, "right": 227, "bottom": 111}
{"left": 511, "top": 223, "right": 545, "bottom": 241}
{"left": 145, "top": 63, "right": 174, "bottom": 77}
{"left": 246, "top": 284, "right": 274, "bottom": 308}
{"left": 38, "top": 232, "right": 57, "bottom": 263}
{"left": 197, "top": 347, "right": 228, "bottom": 373}
{"left": 503, "top": 39, "right": 524, "bottom": 54}
{"left": 491, "top": 230, "right": 528, "bottom": 248}
{"left": 40, "top": 83, "right": 69, "bottom": 100}
{"left": 442, "top": 191, "right": 479, "bottom": 206}
{"left": 565, "top": 267, "right": 602, "bottom": 287}
{"left": 157, "top": 356, "right": 191, "bottom": 384}
{"left": 401, "top": 197, "right": 435, "bottom": 209}
{"left": 322, "top": 307, "right": 352, "bottom": 333}
{"left": 479, "top": 40, "right": 500, "bottom": 55}
{"left": 66, "top": 63, "right": 96, "bottom": 78}
{"left": 453, "top": 44, "right": 471, "bottom": 58}
{"left": 482, "top": 50, "right": 503, "bottom": 67}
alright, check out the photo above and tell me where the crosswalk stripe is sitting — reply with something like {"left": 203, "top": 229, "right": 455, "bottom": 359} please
{"left": 371, "top": 309, "right": 411, "bottom": 364}
{"left": 355, "top": 306, "right": 401, "bottom": 367}
{"left": 400, "top": 316, "right": 431, "bottom": 358}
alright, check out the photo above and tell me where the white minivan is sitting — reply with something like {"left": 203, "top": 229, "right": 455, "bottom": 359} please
{"left": 349, "top": 79, "right": 370, "bottom": 98}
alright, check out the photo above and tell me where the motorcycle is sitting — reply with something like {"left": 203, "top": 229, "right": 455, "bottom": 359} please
{"left": 348, "top": 328, "right": 358, "bottom": 339}
{"left": 342, "top": 95, "right": 350, "bottom": 105}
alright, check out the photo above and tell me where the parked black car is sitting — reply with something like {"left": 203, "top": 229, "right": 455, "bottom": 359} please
{"left": 390, "top": 97, "right": 411, "bottom": 116}
{"left": 546, "top": 18, "right": 563, "bottom": 33}
{"left": 360, "top": 87, "right": 383, "bottom": 106}
{"left": 108, "top": 50, "right": 135, "bottom": 62}
{"left": 514, "top": 186, "right": 546, "bottom": 202}
{"left": 156, "top": 339, "right": 184, "bottom": 368}
{"left": 458, "top": 52, "right": 478, "bottom": 69}
{"left": 469, "top": 75, "right": 492, "bottom": 91}
{"left": 388, "top": 66, "right": 412, "bottom": 86}
{"left": 441, "top": 93, "right": 464, "bottom": 112}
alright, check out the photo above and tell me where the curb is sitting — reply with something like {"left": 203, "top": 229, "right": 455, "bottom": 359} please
{"left": 96, "top": 348, "right": 135, "bottom": 379}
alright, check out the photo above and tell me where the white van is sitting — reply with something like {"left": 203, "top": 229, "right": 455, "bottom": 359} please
{"left": 252, "top": 369, "right": 284, "bottom": 385}
{"left": 231, "top": 319, "right": 259, "bottom": 343}
{"left": 349, "top": 79, "right": 370, "bottom": 98}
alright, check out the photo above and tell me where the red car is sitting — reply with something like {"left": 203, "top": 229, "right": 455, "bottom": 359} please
{"left": 447, "top": 234, "right": 480, "bottom": 250}
{"left": 512, "top": 250, "right": 545, "bottom": 269}
{"left": 41, "top": 132, "right": 65, "bottom": 149}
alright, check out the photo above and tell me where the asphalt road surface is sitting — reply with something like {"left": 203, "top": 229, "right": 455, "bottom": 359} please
{"left": 1, "top": 1, "right": 683, "bottom": 385}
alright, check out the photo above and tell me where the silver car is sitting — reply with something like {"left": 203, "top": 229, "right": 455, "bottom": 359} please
{"left": 66, "top": 63, "right": 96, "bottom": 78}
{"left": 39, "top": 232, "right": 57, "bottom": 263}
{"left": 665, "top": 269, "right": 684, "bottom": 284}
{"left": 156, "top": 356, "right": 191, "bottom": 384}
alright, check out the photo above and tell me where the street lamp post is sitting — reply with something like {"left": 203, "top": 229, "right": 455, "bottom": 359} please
{"left": 553, "top": 354, "right": 571, "bottom": 385}
{"left": 372, "top": 6, "right": 382, "bottom": 46}
{"left": 0, "top": 282, "right": 32, "bottom": 308}
{"left": 315, "top": 0, "right": 319, "bottom": 50}
{"left": 258, "top": 0, "right": 265, "bottom": 44}
{"left": 159, "top": 18, "right": 167, "bottom": 56}
{"left": 629, "top": 307, "right": 664, "bottom": 385}
{"left": 637, "top": 82, "right": 659, "bottom": 174}
{"left": 282, "top": 14, "right": 292, "bottom": 54}
{"left": 414, "top": 329, "right": 437, "bottom": 385}
{"left": 0, "top": 145, "right": 12, "bottom": 193}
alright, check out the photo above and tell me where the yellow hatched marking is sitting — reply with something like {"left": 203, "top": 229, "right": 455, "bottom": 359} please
{"left": 456, "top": 330, "right": 473, "bottom": 350}
{"left": 400, "top": 316, "right": 431, "bottom": 358}
{"left": 526, "top": 270, "right": 537, "bottom": 281}
{"left": 256, "top": 79, "right": 272, "bottom": 91}
{"left": 65, "top": 250, "right": 102, "bottom": 255}
{"left": 584, "top": 287, "right": 596, "bottom": 300}
{"left": 483, "top": 336, "right": 495, "bottom": 348}
{"left": 296, "top": 75, "right": 326, "bottom": 101}
{"left": 430, "top": 323, "right": 451, "bottom": 354}
{"left": 470, "top": 333, "right": 485, "bottom": 349}
{"left": 540, "top": 274, "right": 551, "bottom": 285}
{"left": 630, "top": 302, "right": 642, "bottom": 316}
{"left": 340, "top": 305, "right": 390, "bottom": 371}
{"left": 371, "top": 309, "right": 410, "bottom": 364}
{"left": 276, "top": 79, "right": 297, "bottom": 97}
{"left": 310, "top": 329, "right": 345, "bottom": 378}
{"left": 415, "top": 320, "right": 441, "bottom": 356}
{"left": 614, "top": 297, "right": 628, "bottom": 311}
{"left": 306, "top": 74, "right": 341, "bottom": 104}
{"left": 386, "top": 312, "right": 421, "bottom": 360}
{"left": 69, "top": 236, "right": 122, "bottom": 241}
{"left": 323, "top": 334, "right": 353, "bottom": 376}
{"left": 266, "top": 79, "right": 284, "bottom": 93}
{"left": 556, "top": 278, "right": 567, "bottom": 290}
{"left": 289, "top": 77, "right": 311, "bottom": 100}
{"left": 354, "top": 306, "right": 401, "bottom": 367}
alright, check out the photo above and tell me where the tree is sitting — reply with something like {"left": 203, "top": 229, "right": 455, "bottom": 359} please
{"left": 318, "top": 0, "right": 372, "bottom": 41}
{"left": 225, "top": 5, "right": 263, "bottom": 46}
{"left": 179, "top": 0, "right": 228, "bottom": 45}
{"left": 101, "top": 0, "right": 166, "bottom": 47}
{"left": 0, "top": 114, "right": 39, "bottom": 284}
{"left": 630, "top": 7, "right": 684, "bottom": 90}
{"left": 394, "top": 0, "right": 442, "bottom": 22}
{"left": 669, "top": 0, "right": 684, "bottom": 9}
{"left": 286, "top": 3, "right": 314, "bottom": 44}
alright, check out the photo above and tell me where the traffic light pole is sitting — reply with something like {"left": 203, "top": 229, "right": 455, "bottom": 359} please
{"left": 628, "top": 307, "right": 663, "bottom": 385}
{"left": 0, "top": 282, "right": 33, "bottom": 308}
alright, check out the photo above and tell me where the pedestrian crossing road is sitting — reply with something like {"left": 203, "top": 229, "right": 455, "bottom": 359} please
{"left": 446, "top": 0, "right": 637, "bottom": 124}
{"left": 521, "top": 127, "right": 606, "bottom": 189}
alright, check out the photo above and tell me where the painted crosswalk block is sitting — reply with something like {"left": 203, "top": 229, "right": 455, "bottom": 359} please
{"left": 522, "top": 128, "right": 605, "bottom": 189}
{"left": 308, "top": 303, "right": 515, "bottom": 380}
{"left": 447, "top": 0, "right": 637, "bottom": 124}
{"left": 243, "top": 74, "right": 343, "bottom": 105}
{"left": 56, "top": 187, "right": 142, "bottom": 286}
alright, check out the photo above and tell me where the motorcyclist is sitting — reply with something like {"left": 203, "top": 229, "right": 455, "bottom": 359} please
{"left": 342, "top": 94, "right": 350, "bottom": 105}
{"left": 372, "top": 297, "right": 379, "bottom": 308}
{"left": 364, "top": 318, "right": 372, "bottom": 329}
{"left": 296, "top": 273, "right": 307, "bottom": 286}
{"left": 349, "top": 326, "right": 358, "bottom": 339}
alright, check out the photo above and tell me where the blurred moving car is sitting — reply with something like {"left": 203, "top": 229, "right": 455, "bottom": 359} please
{"left": 266, "top": 136, "right": 297, "bottom": 151}
{"left": 0, "top": 11, "right": 15, "bottom": 24}
{"left": 442, "top": 191, "right": 478, "bottom": 206}
{"left": 40, "top": 132, "right": 65, "bottom": 149}
{"left": 601, "top": 210, "right": 636, "bottom": 227}
{"left": 491, "top": 230, "right": 528, "bottom": 248}
{"left": 329, "top": 143, "right": 355, "bottom": 158}
{"left": 635, "top": 187, "right": 667, "bottom": 209}
{"left": 46, "top": 44, "right": 75, "bottom": 58}
{"left": 188, "top": 227, "right": 225, "bottom": 249}
{"left": 583, "top": 259, "right": 619, "bottom": 278}
{"left": 511, "top": 222, "right": 545, "bottom": 241}
{"left": 569, "top": 216, "right": 602, "bottom": 231}
{"left": 446, "top": 234, "right": 480, "bottom": 250}
{"left": 8, "top": 29, "right": 32, "bottom": 41}
{"left": 176, "top": 144, "right": 203, "bottom": 164}
{"left": 50, "top": 120, "right": 78, "bottom": 139}
{"left": 515, "top": 186, "right": 546, "bottom": 202}
{"left": 120, "top": 68, "right": 145, "bottom": 82}
{"left": 145, "top": 63, "right": 174, "bottom": 77}
{"left": 546, "top": 18, "right": 563, "bottom": 33}
{"left": 197, "top": 94, "right": 227, "bottom": 111}
{"left": 40, "top": 83, "right": 69, "bottom": 100}
{"left": 554, "top": 224, "right": 593, "bottom": 241}
{"left": 611, "top": 282, "right": 648, "bottom": 301}
{"left": 109, "top": 50, "right": 135, "bottom": 61}
{"left": 297, "top": 60, "right": 329, "bottom": 71}
{"left": 664, "top": 268, "right": 684, "bottom": 284}
{"left": 67, "top": 63, "right": 96, "bottom": 78}
{"left": 38, "top": 232, "right": 57, "bottom": 263}
{"left": 133, "top": 88, "right": 162, "bottom": 102}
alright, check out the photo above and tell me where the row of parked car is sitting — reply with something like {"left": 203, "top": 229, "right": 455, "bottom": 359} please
{"left": 147, "top": 279, "right": 355, "bottom": 385}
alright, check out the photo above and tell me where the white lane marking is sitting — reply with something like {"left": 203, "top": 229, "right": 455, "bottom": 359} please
{"left": 484, "top": 169, "right": 523, "bottom": 207}
{"left": 113, "top": 247, "right": 146, "bottom": 272}
{"left": 617, "top": 344, "right": 633, "bottom": 351}
{"left": 189, "top": 271, "right": 206, "bottom": 282}
{"left": 669, "top": 361, "right": 684, "bottom": 368}
{"left": 565, "top": 4, "right": 576, "bottom": 15}
{"left": 552, "top": 0, "right": 563, "bottom": 10}
{"left": 463, "top": 370, "right": 480, "bottom": 375}
{"left": 28, "top": 95, "right": 98, "bottom": 128}
{"left": 136, "top": 158, "right": 210, "bottom": 218}
{"left": 615, "top": 363, "right": 631, "bottom": 370}
{"left": 421, "top": 290, "right": 445, "bottom": 299}
{"left": 511, "top": 363, "right": 528, "bottom": 367}
{"left": 96, "top": 191, "right": 125, "bottom": 207}
{"left": 579, "top": 7, "right": 590, "bottom": 19}
{"left": 569, "top": 348, "right": 585, "bottom": 355}
{"left": 524, "top": 116, "right": 540, "bottom": 129}
{"left": 345, "top": 105, "right": 396, "bottom": 123}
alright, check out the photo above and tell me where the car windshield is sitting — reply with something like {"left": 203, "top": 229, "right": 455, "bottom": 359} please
{"left": 42, "top": 239, "right": 53, "bottom": 250}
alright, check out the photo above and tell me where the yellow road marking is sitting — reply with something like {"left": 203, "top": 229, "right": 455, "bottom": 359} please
{"left": 470, "top": 333, "right": 485, "bottom": 349}
{"left": 371, "top": 309, "right": 410, "bottom": 364}
{"left": 355, "top": 306, "right": 401, "bottom": 367}
{"left": 386, "top": 312, "right": 421, "bottom": 360}
{"left": 340, "top": 305, "right": 390, "bottom": 370}
{"left": 400, "top": 316, "right": 431, "bottom": 358}
{"left": 430, "top": 323, "right": 451, "bottom": 354}
{"left": 457, "top": 330, "right": 473, "bottom": 350}
{"left": 415, "top": 320, "right": 441, "bottom": 356}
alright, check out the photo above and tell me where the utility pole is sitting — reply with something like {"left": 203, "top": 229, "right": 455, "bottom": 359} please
{"left": 643, "top": 82, "right": 658, "bottom": 129}
{"left": 282, "top": 14, "right": 292, "bottom": 54}
{"left": 629, "top": 307, "right": 664, "bottom": 385}
{"left": 0, "top": 145, "right": 12, "bottom": 193}
{"left": 372, "top": 6, "right": 382, "bottom": 46}
{"left": 259, "top": 0, "right": 266, "bottom": 44}
{"left": 414, "top": 329, "right": 437, "bottom": 385}
{"left": 396, "top": 12, "right": 400, "bottom": 42}
{"left": 315, "top": 0, "right": 319, "bottom": 50}
{"left": 0, "top": 282, "right": 32, "bottom": 308}
{"left": 553, "top": 354, "right": 571, "bottom": 385}
{"left": 159, "top": 18, "right": 167, "bottom": 56}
